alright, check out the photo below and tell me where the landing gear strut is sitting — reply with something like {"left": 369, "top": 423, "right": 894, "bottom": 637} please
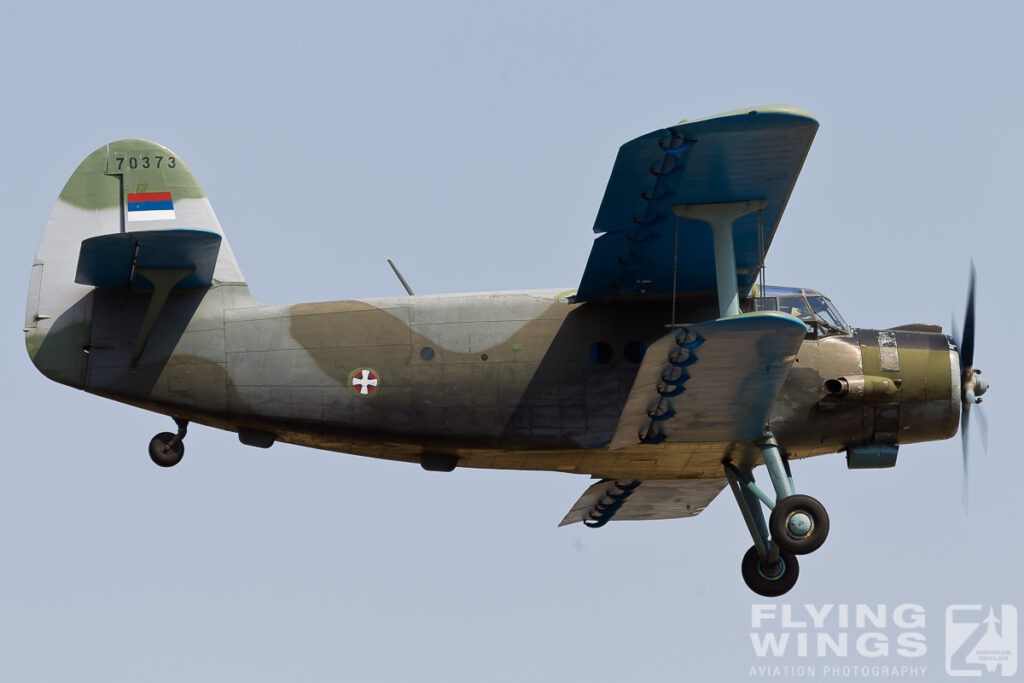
{"left": 149, "top": 418, "right": 188, "bottom": 468}
{"left": 725, "top": 432, "right": 829, "bottom": 597}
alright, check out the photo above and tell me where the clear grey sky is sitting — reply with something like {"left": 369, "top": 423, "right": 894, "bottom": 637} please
{"left": 3, "top": 2, "right": 1021, "bottom": 681}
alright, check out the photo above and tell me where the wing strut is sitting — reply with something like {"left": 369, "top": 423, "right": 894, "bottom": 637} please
{"left": 671, "top": 200, "right": 766, "bottom": 318}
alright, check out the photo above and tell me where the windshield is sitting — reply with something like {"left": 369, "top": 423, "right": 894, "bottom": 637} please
{"left": 808, "top": 295, "right": 848, "bottom": 330}
{"left": 754, "top": 289, "right": 850, "bottom": 336}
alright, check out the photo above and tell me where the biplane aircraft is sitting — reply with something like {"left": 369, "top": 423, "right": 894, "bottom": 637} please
{"left": 25, "top": 106, "right": 987, "bottom": 596}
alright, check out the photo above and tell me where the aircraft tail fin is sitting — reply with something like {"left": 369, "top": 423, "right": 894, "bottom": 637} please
{"left": 25, "top": 140, "right": 249, "bottom": 387}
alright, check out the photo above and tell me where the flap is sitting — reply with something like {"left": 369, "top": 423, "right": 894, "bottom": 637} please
{"left": 609, "top": 312, "right": 807, "bottom": 449}
{"left": 559, "top": 478, "right": 728, "bottom": 527}
{"left": 75, "top": 229, "right": 222, "bottom": 290}
{"left": 577, "top": 106, "right": 818, "bottom": 302}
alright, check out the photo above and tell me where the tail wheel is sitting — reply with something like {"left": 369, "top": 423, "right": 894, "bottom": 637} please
{"left": 741, "top": 545, "right": 799, "bottom": 597}
{"left": 149, "top": 432, "right": 184, "bottom": 468}
{"left": 769, "top": 494, "right": 829, "bottom": 555}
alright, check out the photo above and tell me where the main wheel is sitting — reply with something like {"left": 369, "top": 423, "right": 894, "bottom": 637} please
{"left": 769, "top": 494, "right": 829, "bottom": 555}
{"left": 741, "top": 545, "right": 799, "bottom": 597}
{"left": 149, "top": 432, "right": 184, "bottom": 468}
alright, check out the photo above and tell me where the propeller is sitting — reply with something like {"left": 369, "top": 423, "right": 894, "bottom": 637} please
{"left": 953, "top": 264, "right": 989, "bottom": 509}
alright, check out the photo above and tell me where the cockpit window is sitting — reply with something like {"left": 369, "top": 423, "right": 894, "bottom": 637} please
{"left": 747, "top": 288, "right": 850, "bottom": 337}
{"left": 808, "top": 296, "right": 848, "bottom": 331}
{"left": 775, "top": 294, "right": 850, "bottom": 337}
{"left": 778, "top": 296, "right": 812, "bottom": 320}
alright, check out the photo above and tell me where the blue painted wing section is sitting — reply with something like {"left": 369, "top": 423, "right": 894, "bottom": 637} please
{"left": 75, "top": 229, "right": 222, "bottom": 290}
{"left": 577, "top": 106, "right": 818, "bottom": 302}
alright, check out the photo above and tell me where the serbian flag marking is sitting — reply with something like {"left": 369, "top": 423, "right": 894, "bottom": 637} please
{"left": 126, "top": 191, "right": 175, "bottom": 222}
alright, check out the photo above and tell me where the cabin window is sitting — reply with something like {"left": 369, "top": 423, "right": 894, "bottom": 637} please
{"left": 420, "top": 346, "right": 435, "bottom": 361}
{"left": 589, "top": 342, "right": 614, "bottom": 364}
{"left": 624, "top": 341, "right": 646, "bottom": 364}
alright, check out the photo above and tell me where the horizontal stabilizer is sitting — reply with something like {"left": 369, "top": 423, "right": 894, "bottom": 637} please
{"left": 559, "top": 478, "right": 728, "bottom": 527}
{"left": 75, "top": 229, "right": 222, "bottom": 290}
{"left": 609, "top": 312, "right": 807, "bottom": 449}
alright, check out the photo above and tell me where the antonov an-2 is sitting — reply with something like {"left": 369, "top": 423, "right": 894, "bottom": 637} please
{"left": 25, "top": 106, "right": 986, "bottom": 596}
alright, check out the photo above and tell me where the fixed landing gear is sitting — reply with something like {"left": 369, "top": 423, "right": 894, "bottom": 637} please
{"left": 741, "top": 545, "right": 799, "bottom": 597}
{"left": 770, "top": 494, "right": 829, "bottom": 555}
{"left": 149, "top": 418, "right": 188, "bottom": 468}
{"left": 725, "top": 433, "right": 829, "bottom": 597}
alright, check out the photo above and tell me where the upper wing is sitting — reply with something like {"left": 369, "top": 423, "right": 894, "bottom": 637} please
{"left": 609, "top": 312, "right": 808, "bottom": 449}
{"left": 577, "top": 106, "right": 818, "bottom": 302}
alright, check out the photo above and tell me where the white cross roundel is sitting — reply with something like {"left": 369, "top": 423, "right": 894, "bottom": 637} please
{"left": 351, "top": 368, "right": 379, "bottom": 395}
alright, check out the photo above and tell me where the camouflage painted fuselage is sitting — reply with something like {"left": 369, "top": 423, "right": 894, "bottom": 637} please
{"left": 24, "top": 139, "right": 960, "bottom": 479}
{"left": 28, "top": 281, "right": 960, "bottom": 479}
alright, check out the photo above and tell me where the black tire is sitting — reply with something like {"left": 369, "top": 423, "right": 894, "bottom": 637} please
{"left": 741, "top": 545, "right": 799, "bottom": 597}
{"left": 149, "top": 432, "right": 184, "bottom": 468}
{"left": 769, "top": 494, "right": 829, "bottom": 555}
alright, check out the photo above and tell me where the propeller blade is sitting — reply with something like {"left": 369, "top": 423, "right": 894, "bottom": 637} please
{"left": 975, "top": 405, "right": 989, "bottom": 457}
{"left": 961, "top": 406, "right": 970, "bottom": 512}
{"left": 951, "top": 314, "right": 961, "bottom": 350}
{"left": 961, "top": 264, "right": 976, "bottom": 369}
